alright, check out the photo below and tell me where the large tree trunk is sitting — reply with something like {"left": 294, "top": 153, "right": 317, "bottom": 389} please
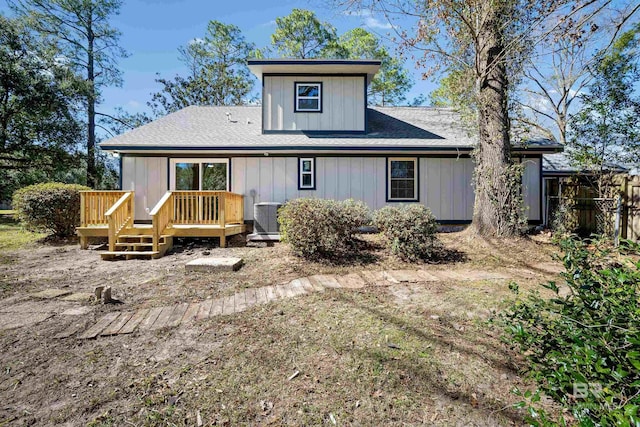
{"left": 86, "top": 14, "right": 97, "bottom": 188}
{"left": 471, "top": 6, "right": 522, "bottom": 236}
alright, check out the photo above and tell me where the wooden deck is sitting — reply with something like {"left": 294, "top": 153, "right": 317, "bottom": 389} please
{"left": 77, "top": 190, "right": 246, "bottom": 259}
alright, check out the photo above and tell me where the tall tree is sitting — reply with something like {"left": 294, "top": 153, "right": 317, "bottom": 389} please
{"left": 567, "top": 25, "right": 640, "bottom": 196}
{"left": 339, "top": 28, "right": 412, "bottom": 105}
{"left": 516, "top": 5, "right": 640, "bottom": 144}
{"left": 149, "top": 21, "right": 255, "bottom": 116}
{"left": 9, "top": 0, "right": 127, "bottom": 188}
{"left": 0, "top": 15, "right": 84, "bottom": 200}
{"left": 271, "top": 9, "right": 341, "bottom": 58}
{"left": 338, "top": 0, "right": 635, "bottom": 236}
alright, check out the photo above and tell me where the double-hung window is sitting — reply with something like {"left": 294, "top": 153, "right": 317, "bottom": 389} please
{"left": 388, "top": 158, "right": 418, "bottom": 201}
{"left": 295, "top": 82, "right": 322, "bottom": 112}
{"left": 299, "top": 158, "right": 315, "bottom": 190}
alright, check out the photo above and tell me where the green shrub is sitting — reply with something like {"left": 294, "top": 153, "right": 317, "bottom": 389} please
{"left": 501, "top": 236, "right": 640, "bottom": 426}
{"left": 278, "top": 198, "right": 370, "bottom": 259}
{"left": 12, "top": 182, "right": 91, "bottom": 237}
{"left": 374, "top": 204, "right": 440, "bottom": 261}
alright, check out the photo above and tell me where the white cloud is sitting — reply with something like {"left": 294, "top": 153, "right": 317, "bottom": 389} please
{"left": 343, "top": 9, "right": 393, "bottom": 30}
{"left": 260, "top": 20, "right": 276, "bottom": 28}
{"left": 365, "top": 16, "right": 393, "bottom": 30}
{"left": 127, "top": 100, "right": 141, "bottom": 110}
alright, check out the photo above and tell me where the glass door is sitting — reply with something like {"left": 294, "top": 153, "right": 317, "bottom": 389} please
{"left": 170, "top": 159, "right": 229, "bottom": 191}
{"left": 202, "top": 162, "right": 227, "bottom": 190}
{"left": 175, "top": 162, "right": 200, "bottom": 190}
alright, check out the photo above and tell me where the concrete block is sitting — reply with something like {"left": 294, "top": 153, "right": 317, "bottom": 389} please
{"left": 185, "top": 257, "right": 243, "bottom": 272}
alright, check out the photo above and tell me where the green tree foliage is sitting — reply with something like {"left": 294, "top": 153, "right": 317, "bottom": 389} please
{"left": 149, "top": 21, "right": 256, "bottom": 116}
{"left": 267, "top": 12, "right": 412, "bottom": 106}
{"left": 339, "top": 28, "right": 412, "bottom": 106}
{"left": 9, "top": 0, "right": 127, "bottom": 188}
{"left": 0, "top": 15, "right": 84, "bottom": 201}
{"left": 501, "top": 236, "right": 640, "bottom": 426}
{"left": 568, "top": 24, "right": 640, "bottom": 194}
{"left": 271, "top": 9, "right": 341, "bottom": 59}
{"left": 428, "top": 67, "right": 476, "bottom": 122}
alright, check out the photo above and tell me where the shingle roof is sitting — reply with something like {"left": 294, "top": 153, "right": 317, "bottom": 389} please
{"left": 99, "top": 105, "right": 561, "bottom": 153}
{"left": 542, "top": 152, "right": 629, "bottom": 175}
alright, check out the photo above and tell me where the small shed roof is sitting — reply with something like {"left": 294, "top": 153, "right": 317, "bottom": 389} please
{"left": 542, "top": 152, "right": 629, "bottom": 176}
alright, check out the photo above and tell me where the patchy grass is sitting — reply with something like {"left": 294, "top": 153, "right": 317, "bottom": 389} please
{"left": 0, "top": 229, "right": 563, "bottom": 425}
{"left": 0, "top": 211, "right": 45, "bottom": 252}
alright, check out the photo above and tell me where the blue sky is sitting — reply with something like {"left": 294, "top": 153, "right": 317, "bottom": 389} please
{"left": 99, "top": 0, "right": 436, "bottom": 116}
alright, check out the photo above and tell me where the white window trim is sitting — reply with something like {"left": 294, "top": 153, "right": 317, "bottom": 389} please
{"left": 295, "top": 82, "right": 322, "bottom": 112}
{"left": 299, "top": 157, "right": 315, "bottom": 189}
{"left": 387, "top": 157, "right": 418, "bottom": 201}
{"left": 170, "top": 158, "right": 230, "bottom": 191}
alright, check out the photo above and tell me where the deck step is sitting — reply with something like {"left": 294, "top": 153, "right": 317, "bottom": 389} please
{"left": 100, "top": 250, "right": 160, "bottom": 260}
{"left": 115, "top": 242, "right": 154, "bottom": 247}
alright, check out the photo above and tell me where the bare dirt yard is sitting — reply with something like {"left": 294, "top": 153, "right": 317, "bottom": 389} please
{"left": 0, "top": 225, "right": 564, "bottom": 426}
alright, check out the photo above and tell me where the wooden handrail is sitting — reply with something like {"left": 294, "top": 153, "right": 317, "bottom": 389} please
{"left": 150, "top": 191, "right": 173, "bottom": 252}
{"left": 80, "top": 191, "right": 129, "bottom": 227}
{"left": 105, "top": 192, "right": 134, "bottom": 251}
{"left": 149, "top": 191, "right": 244, "bottom": 251}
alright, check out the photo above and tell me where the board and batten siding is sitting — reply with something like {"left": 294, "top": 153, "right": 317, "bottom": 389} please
{"left": 263, "top": 76, "right": 365, "bottom": 131}
{"left": 120, "top": 155, "right": 540, "bottom": 222}
{"left": 121, "top": 156, "right": 168, "bottom": 220}
{"left": 522, "top": 157, "right": 541, "bottom": 221}
{"left": 232, "top": 157, "right": 482, "bottom": 221}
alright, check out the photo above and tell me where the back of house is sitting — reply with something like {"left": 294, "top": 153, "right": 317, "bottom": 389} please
{"left": 99, "top": 59, "right": 559, "bottom": 225}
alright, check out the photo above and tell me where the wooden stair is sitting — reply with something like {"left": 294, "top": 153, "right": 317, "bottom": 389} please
{"left": 100, "top": 228, "right": 173, "bottom": 260}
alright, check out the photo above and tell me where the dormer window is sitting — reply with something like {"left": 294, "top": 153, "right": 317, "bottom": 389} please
{"left": 295, "top": 82, "right": 322, "bottom": 113}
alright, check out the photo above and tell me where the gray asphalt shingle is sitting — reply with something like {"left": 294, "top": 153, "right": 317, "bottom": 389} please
{"left": 99, "top": 105, "right": 560, "bottom": 152}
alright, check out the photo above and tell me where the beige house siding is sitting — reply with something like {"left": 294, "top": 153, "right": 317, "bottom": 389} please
{"left": 263, "top": 76, "right": 366, "bottom": 131}
{"left": 232, "top": 156, "right": 481, "bottom": 222}
{"left": 420, "top": 158, "right": 475, "bottom": 221}
{"left": 522, "top": 157, "right": 542, "bottom": 221}
{"left": 121, "top": 156, "right": 168, "bottom": 220}
{"left": 122, "top": 155, "right": 541, "bottom": 223}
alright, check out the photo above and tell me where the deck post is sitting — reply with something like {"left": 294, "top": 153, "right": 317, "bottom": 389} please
{"left": 80, "top": 192, "right": 86, "bottom": 227}
{"left": 219, "top": 192, "right": 226, "bottom": 226}
{"left": 220, "top": 192, "right": 226, "bottom": 248}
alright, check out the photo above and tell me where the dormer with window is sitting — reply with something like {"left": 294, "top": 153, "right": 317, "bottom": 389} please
{"left": 248, "top": 59, "right": 381, "bottom": 133}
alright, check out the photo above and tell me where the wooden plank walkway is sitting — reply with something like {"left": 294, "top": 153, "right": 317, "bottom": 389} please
{"left": 68, "top": 268, "right": 515, "bottom": 340}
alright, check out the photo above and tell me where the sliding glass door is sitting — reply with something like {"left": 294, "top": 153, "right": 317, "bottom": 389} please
{"left": 171, "top": 159, "right": 229, "bottom": 191}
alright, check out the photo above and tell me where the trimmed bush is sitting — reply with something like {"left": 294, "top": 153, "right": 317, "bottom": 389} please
{"left": 12, "top": 182, "right": 91, "bottom": 237}
{"left": 374, "top": 204, "right": 440, "bottom": 261}
{"left": 501, "top": 236, "right": 640, "bottom": 426}
{"left": 278, "top": 198, "right": 370, "bottom": 259}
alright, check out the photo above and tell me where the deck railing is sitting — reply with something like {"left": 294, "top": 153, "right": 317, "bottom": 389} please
{"left": 224, "top": 192, "right": 244, "bottom": 225}
{"left": 149, "top": 191, "right": 173, "bottom": 252}
{"left": 105, "top": 192, "right": 135, "bottom": 251}
{"left": 80, "top": 191, "right": 129, "bottom": 227}
{"left": 149, "top": 191, "right": 244, "bottom": 251}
